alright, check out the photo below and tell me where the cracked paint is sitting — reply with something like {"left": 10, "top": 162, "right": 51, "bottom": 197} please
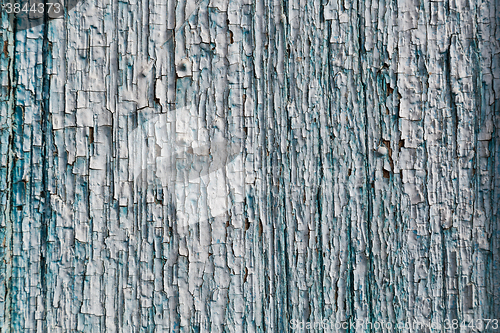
{"left": 0, "top": 0, "right": 499, "bottom": 332}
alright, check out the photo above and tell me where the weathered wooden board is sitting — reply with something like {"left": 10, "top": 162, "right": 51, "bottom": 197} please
{"left": 0, "top": 0, "right": 499, "bottom": 331}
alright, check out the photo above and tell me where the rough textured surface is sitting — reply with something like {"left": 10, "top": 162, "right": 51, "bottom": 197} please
{"left": 0, "top": 0, "right": 499, "bottom": 331}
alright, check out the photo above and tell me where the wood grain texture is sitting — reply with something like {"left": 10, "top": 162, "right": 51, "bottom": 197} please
{"left": 0, "top": 0, "right": 499, "bottom": 331}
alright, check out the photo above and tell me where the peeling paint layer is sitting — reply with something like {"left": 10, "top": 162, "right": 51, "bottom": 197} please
{"left": 0, "top": 0, "right": 499, "bottom": 331}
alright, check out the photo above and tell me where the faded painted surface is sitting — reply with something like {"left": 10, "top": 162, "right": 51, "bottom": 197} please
{"left": 0, "top": 0, "right": 499, "bottom": 331}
